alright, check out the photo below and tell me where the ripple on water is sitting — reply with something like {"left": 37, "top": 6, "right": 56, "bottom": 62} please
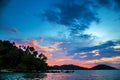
{"left": 0, "top": 70, "right": 120, "bottom": 80}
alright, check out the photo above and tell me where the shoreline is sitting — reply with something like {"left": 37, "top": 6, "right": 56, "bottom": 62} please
{"left": 0, "top": 69, "right": 119, "bottom": 73}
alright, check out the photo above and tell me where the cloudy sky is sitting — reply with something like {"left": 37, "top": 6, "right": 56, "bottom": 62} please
{"left": 0, "top": 0, "right": 120, "bottom": 68}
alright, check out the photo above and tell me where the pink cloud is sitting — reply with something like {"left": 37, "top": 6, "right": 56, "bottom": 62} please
{"left": 52, "top": 42, "right": 63, "bottom": 46}
{"left": 80, "top": 52, "right": 87, "bottom": 55}
{"left": 15, "top": 39, "right": 62, "bottom": 58}
{"left": 47, "top": 56, "right": 94, "bottom": 68}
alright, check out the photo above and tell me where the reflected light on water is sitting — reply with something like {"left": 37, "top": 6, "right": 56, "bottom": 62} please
{"left": 0, "top": 70, "right": 120, "bottom": 80}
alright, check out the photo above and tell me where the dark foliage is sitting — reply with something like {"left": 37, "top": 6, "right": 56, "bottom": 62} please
{"left": 0, "top": 40, "right": 48, "bottom": 72}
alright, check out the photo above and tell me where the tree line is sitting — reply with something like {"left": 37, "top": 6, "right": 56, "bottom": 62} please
{"left": 0, "top": 40, "right": 48, "bottom": 72}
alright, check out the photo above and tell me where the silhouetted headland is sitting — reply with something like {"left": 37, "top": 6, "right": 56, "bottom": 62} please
{"left": 89, "top": 64, "right": 118, "bottom": 70}
{"left": 49, "top": 64, "right": 118, "bottom": 70}
{"left": 49, "top": 64, "right": 88, "bottom": 70}
{"left": 0, "top": 40, "right": 48, "bottom": 72}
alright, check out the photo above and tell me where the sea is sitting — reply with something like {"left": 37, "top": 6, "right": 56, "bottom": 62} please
{"left": 0, "top": 70, "right": 120, "bottom": 80}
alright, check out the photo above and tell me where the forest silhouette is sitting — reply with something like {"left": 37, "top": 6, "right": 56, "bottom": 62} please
{"left": 0, "top": 40, "right": 48, "bottom": 72}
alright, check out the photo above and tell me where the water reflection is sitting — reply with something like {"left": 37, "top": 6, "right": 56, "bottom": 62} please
{"left": 0, "top": 72, "right": 47, "bottom": 80}
{"left": 0, "top": 70, "right": 120, "bottom": 80}
{"left": 44, "top": 73, "right": 106, "bottom": 80}
{"left": 23, "top": 73, "right": 47, "bottom": 79}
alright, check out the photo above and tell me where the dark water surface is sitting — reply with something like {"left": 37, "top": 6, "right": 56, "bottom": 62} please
{"left": 0, "top": 70, "right": 120, "bottom": 80}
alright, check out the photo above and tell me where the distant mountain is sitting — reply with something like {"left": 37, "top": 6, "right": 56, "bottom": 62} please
{"left": 49, "top": 64, "right": 118, "bottom": 70}
{"left": 90, "top": 64, "right": 117, "bottom": 70}
{"left": 49, "top": 64, "right": 88, "bottom": 70}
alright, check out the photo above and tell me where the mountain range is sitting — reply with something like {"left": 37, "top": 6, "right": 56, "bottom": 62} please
{"left": 49, "top": 64, "right": 118, "bottom": 70}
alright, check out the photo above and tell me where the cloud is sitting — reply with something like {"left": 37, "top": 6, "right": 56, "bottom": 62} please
{"left": 114, "top": 45, "right": 120, "bottom": 48}
{"left": 86, "top": 56, "right": 120, "bottom": 64}
{"left": 0, "top": 27, "right": 19, "bottom": 33}
{"left": 47, "top": 55, "right": 96, "bottom": 68}
{"left": 80, "top": 55, "right": 88, "bottom": 58}
{"left": 92, "top": 49, "right": 100, "bottom": 56}
{"left": 80, "top": 52, "right": 87, "bottom": 55}
{"left": 96, "top": 0, "right": 120, "bottom": 10}
{"left": 14, "top": 39, "right": 62, "bottom": 58}
{"left": 99, "top": 47, "right": 120, "bottom": 56}
{"left": 0, "top": 0, "right": 10, "bottom": 11}
{"left": 42, "top": 0, "right": 99, "bottom": 38}
{"left": 95, "top": 0, "right": 111, "bottom": 7}
{"left": 69, "top": 40, "right": 116, "bottom": 55}
{"left": 52, "top": 42, "right": 63, "bottom": 46}
{"left": 114, "top": 0, "right": 120, "bottom": 9}
{"left": 41, "top": 0, "right": 120, "bottom": 40}
{"left": 68, "top": 40, "right": 120, "bottom": 60}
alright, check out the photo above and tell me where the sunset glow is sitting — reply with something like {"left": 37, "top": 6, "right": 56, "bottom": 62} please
{"left": 0, "top": 0, "right": 120, "bottom": 68}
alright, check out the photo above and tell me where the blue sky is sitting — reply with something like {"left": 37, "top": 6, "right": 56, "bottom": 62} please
{"left": 0, "top": 0, "right": 120, "bottom": 68}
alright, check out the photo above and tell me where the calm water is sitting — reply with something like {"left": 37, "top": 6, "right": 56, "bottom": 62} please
{"left": 0, "top": 70, "right": 120, "bottom": 80}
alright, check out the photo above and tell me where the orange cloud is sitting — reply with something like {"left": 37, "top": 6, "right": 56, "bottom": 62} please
{"left": 15, "top": 43, "right": 20, "bottom": 48}
{"left": 80, "top": 52, "right": 87, "bottom": 55}
{"left": 30, "top": 39, "right": 63, "bottom": 58}
{"left": 52, "top": 42, "right": 63, "bottom": 46}
{"left": 47, "top": 54, "right": 95, "bottom": 68}
{"left": 47, "top": 55, "right": 120, "bottom": 68}
{"left": 47, "top": 58, "right": 94, "bottom": 68}
{"left": 15, "top": 39, "right": 62, "bottom": 58}
{"left": 31, "top": 39, "right": 38, "bottom": 48}
{"left": 30, "top": 39, "right": 61, "bottom": 52}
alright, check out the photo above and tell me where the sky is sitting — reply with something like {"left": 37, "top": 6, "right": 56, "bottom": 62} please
{"left": 0, "top": 0, "right": 120, "bottom": 68}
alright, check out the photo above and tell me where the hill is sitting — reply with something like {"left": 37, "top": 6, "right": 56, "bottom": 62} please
{"left": 49, "top": 64, "right": 88, "bottom": 70}
{"left": 49, "top": 64, "right": 118, "bottom": 70}
{"left": 90, "top": 64, "right": 117, "bottom": 70}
